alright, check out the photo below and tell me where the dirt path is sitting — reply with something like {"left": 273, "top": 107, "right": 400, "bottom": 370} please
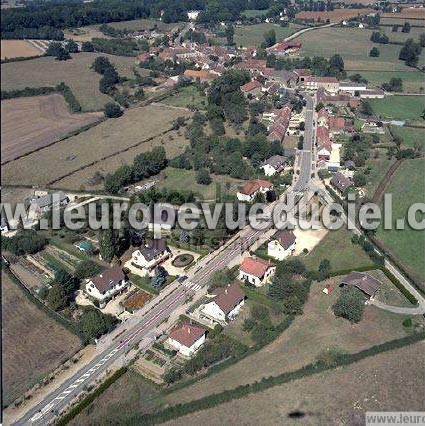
{"left": 372, "top": 159, "right": 403, "bottom": 203}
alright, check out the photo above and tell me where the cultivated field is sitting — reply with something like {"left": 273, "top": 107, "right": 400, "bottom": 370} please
{"left": 377, "top": 158, "right": 425, "bottom": 285}
{"left": 370, "top": 95, "right": 425, "bottom": 121}
{"left": 166, "top": 341, "right": 425, "bottom": 425}
{"left": 382, "top": 8, "right": 425, "bottom": 21}
{"left": 1, "top": 53, "right": 137, "bottom": 111}
{"left": 1, "top": 105, "right": 190, "bottom": 187}
{"left": 298, "top": 27, "right": 425, "bottom": 71}
{"left": 2, "top": 272, "right": 81, "bottom": 406}
{"left": 1, "top": 94, "right": 102, "bottom": 164}
{"left": 164, "top": 278, "right": 414, "bottom": 406}
{"left": 1, "top": 40, "right": 43, "bottom": 59}
{"left": 296, "top": 8, "right": 374, "bottom": 22}
{"left": 357, "top": 70, "right": 425, "bottom": 93}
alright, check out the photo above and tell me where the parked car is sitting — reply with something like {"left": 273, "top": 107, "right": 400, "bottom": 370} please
{"left": 177, "top": 275, "right": 188, "bottom": 283}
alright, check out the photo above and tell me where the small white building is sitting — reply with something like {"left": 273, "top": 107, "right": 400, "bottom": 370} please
{"left": 85, "top": 267, "right": 130, "bottom": 308}
{"left": 27, "top": 191, "right": 69, "bottom": 219}
{"left": 187, "top": 10, "right": 200, "bottom": 20}
{"left": 260, "top": 155, "right": 286, "bottom": 176}
{"left": 131, "top": 239, "right": 171, "bottom": 271}
{"left": 236, "top": 180, "right": 273, "bottom": 202}
{"left": 199, "top": 283, "right": 245, "bottom": 325}
{"left": 267, "top": 229, "right": 296, "bottom": 261}
{"left": 166, "top": 322, "right": 207, "bottom": 358}
{"left": 239, "top": 257, "right": 275, "bottom": 287}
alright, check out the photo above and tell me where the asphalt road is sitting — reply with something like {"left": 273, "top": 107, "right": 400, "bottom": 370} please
{"left": 16, "top": 94, "right": 317, "bottom": 426}
{"left": 294, "top": 93, "right": 314, "bottom": 194}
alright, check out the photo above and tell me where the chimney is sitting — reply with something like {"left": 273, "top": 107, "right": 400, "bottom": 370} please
{"left": 188, "top": 327, "right": 191, "bottom": 334}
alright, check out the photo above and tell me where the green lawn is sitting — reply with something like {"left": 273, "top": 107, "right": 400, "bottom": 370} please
{"left": 356, "top": 70, "right": 425, "bottom": 93}
{"left": 377, "top": 158, "right": 425, "bottom": 285}
{"left": 160, "top": 85, "right": 207, "bottom": 109}
{"left": 370, "top": 95, "right": 425, "bottom": 121}
{"left": 298, "top": 27, "right": 425, "bottom": 72}
{"left": 364, "top": 148, "right": 396, "bottom": 199}
{"left": 241, "top": 9, "right": 270, "bottom": 18}
{"left": 389, "top": 125, "right": 425, "bottom": 149}
{"left": 230, "top": 23, "right": 305, "bottom": 47}
{"left": 157, "top": 167, "right": 243, "bottom": 201}
{"left": 106, "top": 18, "right": 182, "bottom": 32}
{"left": 303, "top": 227, "right": 374, "bottom": 272}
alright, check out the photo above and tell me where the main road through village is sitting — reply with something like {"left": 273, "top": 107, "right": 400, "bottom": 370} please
{"left": 16, "top": 94, "right": 316, "bottom": 425}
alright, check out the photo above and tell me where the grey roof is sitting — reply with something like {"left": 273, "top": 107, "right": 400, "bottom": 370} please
{"left": 330, "top": 173, "right": 353, "bottom": 193}
{"left": 341, "top": 271, "right": 381, "bottom": 297}
{"left": 30, "top": 191, "right": 68, "bottom": 209}
{"left": 91, "top": 267, "right": 126, "bottom": 293}
{"left": 273, "top": 229, "right": 296, "bottom": 250}
{"left": 263, "top": 155, "right": 286, "bottom": 171}
{"left": 139, "top": 239, "right": 169, "bottom": 261}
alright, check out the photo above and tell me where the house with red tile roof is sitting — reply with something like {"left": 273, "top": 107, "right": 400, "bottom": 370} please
{"left": 240, "top": 80, "right": 262, "bottom": 98}
{"left": 236, "top": 179, "right": 273, "bottom": 202}
{"left": 166, "top": 322, "right": 207, "bottom": 358}
{"left": 239, "top": 257, "right": 276, "bottom": 287}
{"left": 199, "top": 283, "right": 246, "bottom": 325}
{"left": 183, "top": 69, "right": 216, "bottom": 82}
{"left": 317, "top": 108, "right": 329, "bottom": 127}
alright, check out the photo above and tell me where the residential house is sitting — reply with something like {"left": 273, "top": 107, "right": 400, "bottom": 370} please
{"left": 85, "top": 267, "right": 129, "bottom": 307}
{"left": 183, "top": 69, "right": 216, "bottom": 83}
{"left": 199, "top": 283, "right": 245, "bottom": 325}
{"left": 166, "top": 322, "right": 207, "bottom": 357}
{"left": 267, "top": 106, "right": 291, "bottom": 143}
{"left": 236, "top": 179, "right": 273, "bottom": 202}
{"left": 267, "top": 41, "right": 302, "bottom": 56}
{"left": 267, "top": 229, "right": 296, "bottom": 261}
{"left": 317, "top": 108, "right": 329, "bottom": 127}
{"left": 340, "top": 271, "right": 381, "bottom": 298}
{"left": 330, "top": 172, "right": 353, "bottom": 196}
{"left": 303, "top": 76, "right": 339, "bottom": 94}
{"left": 293, "top": 68, "right": 312, "bottom": 84}
{"left": 317, "top": 88, "right": 358, "bottom": 107}
{"left": 28, "top": 191, "right": 69, "bottom": 219}
{"left": 238, "top": 257, "right": 276, "bottom": 287}
{"left": 268, "top": 69, "right": 297, "bottom": 87}
{"left": 240, "top": 80, "right": 263, "bottom": 98}
{"left": 316, "top": 126, "right": 331, "bottom": 160}
{"left": 260, "top": 155, "right": 286, "bottom": 176}
{"left": 131, "top": 239, "right": 171, "bottom": 270}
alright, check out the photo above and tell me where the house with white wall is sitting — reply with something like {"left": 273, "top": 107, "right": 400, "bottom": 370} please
{"left": 131, "top": 239, "right": 171, "bottom": 271}
{"left": 166, "top": 322, "right": 207, "bottom": 358}
{"left": 238, "top": 257, "right": 275, "bottom": 287}
{"left": 236, "top": 180, "right": 273, "bottom": 202}
{"left": 268, "top": 229, "right": 296, "bottom": 261}
{"left": 199, "top": 283, "right": 245, "bottom": 325}
{"left": 260, "top": 155, "right": 286, "bottom": 176}
{"left": 85, "top": 267, "right": 130, "bottom": 308}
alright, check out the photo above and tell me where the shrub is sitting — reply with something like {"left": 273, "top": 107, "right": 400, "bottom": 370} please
{"left": 333, "top": 286, "right": 365, "bottom": 323}
{"left": 104, "top": 102, "right": 123, "bottom": 118}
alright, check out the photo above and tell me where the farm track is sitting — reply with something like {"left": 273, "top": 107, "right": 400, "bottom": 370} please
{"left": 372, "top": 159, "right": 403, "bottom": 203}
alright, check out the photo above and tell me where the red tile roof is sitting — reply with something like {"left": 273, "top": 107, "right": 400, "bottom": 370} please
{"left": 240, "top": 80, "right": 262, "bottom": 93}
{"left": 316, "top": 125, "right": 330, "bottom": 149}
{"left": 211, "top": 283, "right": 245, "bottom": 315}
{"left": 328, "top": 116, "right": 345, "bottom": 129}
{"left": 168, "top": 322, "right": 206, "bottom": 348}
{"left": 240, "top": 257, "right": 274, "bottom": 279}
{"left": 239, "top": 179, "right": 272, "bottom": 196}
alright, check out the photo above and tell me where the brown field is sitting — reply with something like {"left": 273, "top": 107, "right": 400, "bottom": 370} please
{"left": 165, "top": 278, "right": 415, "bottom": 406}
{"left": 63, "top": 27, "right": 111, "bottom": 42}
{"left": 1, "top": 94, "right": 102, "bottom": 164}
{"left": 1, "top": 53, "right": 137, "bottom": 111}
{"left": 1, "top": 40, "right": 43, "bottom": 59}
{"left": 53, "top": 127, "right": 190, "bottom": 191}
{"left": 296, "top": 8, "right": 374, "bottom": 22}
{"left": 166, "top": 341, "right": 425, "bottom": 426}
{"left": 381, "top": 16, "right": 425, "bottom": 26}
{"left": 382, "top": 8, "right": 425, "bottom": 20}
{"left": 2, "top": 271, "right": 81, "bottom": 406}
{"left": 1, "top": 105, "right": 191, "bottom": 187}
{"left": 122, "top": 290, "right": 153, "bottom": 311}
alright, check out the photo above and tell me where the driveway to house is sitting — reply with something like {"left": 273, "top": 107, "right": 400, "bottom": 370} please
{"left": 368, "top": 299, "right": 425, "bottom": 315}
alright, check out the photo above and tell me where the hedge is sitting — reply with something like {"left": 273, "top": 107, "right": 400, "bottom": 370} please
{"left": 131, "top": 332, "right": 425, "bottom": 424}
{"left": 56, "top": 82, "right": 82, "bottom": 112}
{"left": 380, "top": 267, "right": 418, "bottom": 305}
{"left": 1, "top": 86, "right": 56, "bottom": 100}
{"left": 56, "top": 367, "right": 127, "bottom": 426}
{"left": 1, "top": 54, "right": 45, "bottom": 64}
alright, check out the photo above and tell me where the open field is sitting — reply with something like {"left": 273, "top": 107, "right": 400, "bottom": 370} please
{"left": 2, "top": 271, "right": 81, "bottom": 406}
{"left": 1, "top": 94, "right": 102, "bottom": 164}
{"left": 364, "top": 148, "right": 395, "bottom": 199}
{"left": 356, "top": 70, "right": 425, "bottom": 93}
{"left": 107, "top": 18, "right": 182, "bottom": 32}
{"left": 231, "top": 23, "right": 305, "bottom": 47}
{"left": 166, "top": 341, "right": 425, "bottom": 425}
{"left": 302, "top": 227, "right": 373, "bottom": 271}
{"left": 370, "top": 95, "right": 425, "bottom": 121}
{"left": 1, "top": 40, "right": 43, "bottom": 59}
{"left": 377, "top": 158, "right": 425, "bottom": 284}
{"left": 389, "top": 125, "right": 425, "bottom": 149}
{"left": 63, "top": 27, "right": 111, "bottom": 42}
{"left": 381, "top": 16, "right": 425, "bottom": 26}
{"left": 157, "top": 167, "right": 244, "bottom": 200}
{"left": 384, "top": 26, "right": 425, "bottom": 43}
{"left": 296, "top": 8, "right": 374, "bottom": 22}
{"left": 382, "top": 8, "right": 425, "bottom": 21}
{"left": 1, "top": 53, "right": 137, "bottom": 111}
{"left": 298, "top": 27, "right": 425, "bottom": 71}
{"left": 164, "top": 277, "right": 414, "bottom": 406}
{"left": 241, "top": 9, "right": 270, "bottom": 18}
{"left": 1, "top": 105, "right": 190, "bottom": 187}
{"left": 160, "top": 86, "right": 206, "bottom": 109}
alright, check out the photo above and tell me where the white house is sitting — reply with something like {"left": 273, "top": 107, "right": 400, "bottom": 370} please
{"left": 85, "top": 267, "right": 130, "bottom": 308}
{"left": 199, "top": 283, "right": 245, "bottom": 325}
{"left": 187, "top": 10, "right": 200, "bottom": 20}
{"left": 268, "top": 229, "right": 296, "bottom": 261}
{"left": 260, "top": 155, "right": 286, "bottom": 176}
{"left": 27, "top": 191, "right": 69, "bottom": 220}
{"left": 236, "top": 179, "right": 273, "bottom": 202}
{"left": 166, "top": 322, "right": 207, "bottom": 358}
{"left": 239, "top": 257, "right": 276, "bottom": 287}
{"left": 131, "top": 239, "right": 171, "bottom": 270}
